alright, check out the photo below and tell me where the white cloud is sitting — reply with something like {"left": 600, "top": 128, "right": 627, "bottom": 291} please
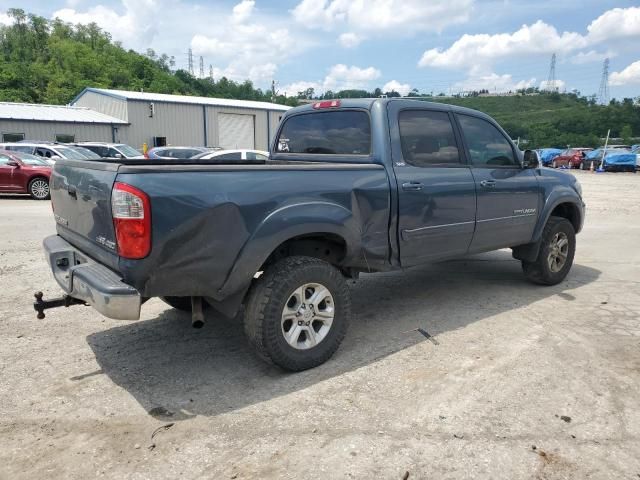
{"left": 0, "top": 11, "right": 14, "bottom": 25}
{"left": 454, "top": 73, "right": 537, "bottom": 92}
{"left": 338, "top": 32, "right": 362, "bottom": 48}
{"left": 292, "top": 0, "right": 473, "bottom": 33}
{"left": 383, "top": 80, "right": 412, "bottom": 96}
{"left": 539, "top": 79, "right": 566, "bottom": 91}
{"left": 586, "top": 7, "right": 640, "bottom": 43}
{"left": 570, "top": 50, "right": 612, "bottom": 65}
{"left": 232, "top": 0, "right": 254, "bottom": 23}
{"left": 282, "top": 64, "right": 381, "bottom": 96}
{"left": 419, "top": 21, "right": 587, "bottom": 72}
{"left": 610, "top": 61, "right": 640, "bottom": 86}
{"left": 52, "top": 0, "right": 160, "bottom": 48}
{"left": 418, "top": 6, "right": 640, "bottom": 73}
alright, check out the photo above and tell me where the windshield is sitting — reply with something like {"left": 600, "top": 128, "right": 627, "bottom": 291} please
{"left": 116, "top": 144, "right": 142, "bottom": 157}
{"left": 13, "top": 152, "right": 50, "bottom": 165}
{"left": 56, "top": 147, "right": 88, "bottom": 160}
{"left": 72, "top": 147, "right": 101, "bottom": 159}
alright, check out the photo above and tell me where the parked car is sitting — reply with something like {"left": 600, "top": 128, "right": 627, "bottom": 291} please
{"left": 0, "top": 149, "right": 51, "bottom": 199}
{"left": 551, "top": 148, "right": 593, "bottom": 168}
{"left": 146, "top": 146, "right": 216, "bottom": 159}
{"left": 0, "top": 142, "right": 88, "bottom": 163}
{"left": 37, "top": 99, "right": 584, "bottom": 371}
{"left": 579, "top": 146, "right": 630, "bottom": 170}
{"left": 632, "top": 145, "right": 640, "bottom": 169}
{"left": 537, "top": 148, "right": 563, "bottom": 167}
{"left": 72, "top": 146, "right": 102, "bottom": 160}
{"left": 192, "top": 149, "right": 270, "bottom": 161}
{"left": 601, "top": 150, "right": 637, "bottom": 172}
{"left": 72, "top": 142, "right": 145, "bottom": 159}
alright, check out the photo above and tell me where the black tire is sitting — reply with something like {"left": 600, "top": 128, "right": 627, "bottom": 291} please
{"left": 160, "top": 296, "right": 192, "bottom": 311}
{"left": 28, "top": 177, "right": 50, "bottom": 200}
{"left": 522, "top": 216, "right": 576, "bottom": 286}
{"left": 244, "top": 256, "right": 351, "bottom": 371}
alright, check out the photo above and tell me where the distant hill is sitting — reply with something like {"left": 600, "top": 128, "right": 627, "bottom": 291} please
{"left": 1, "top": 8, "right": 638, "bottom": 149}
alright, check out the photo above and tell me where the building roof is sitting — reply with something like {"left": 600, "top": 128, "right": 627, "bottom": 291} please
{"left": 0, "top": 102, "right": 129, "bottom": 124}
{"left": 75, "top": 87, "right": 291, "bottom": 112}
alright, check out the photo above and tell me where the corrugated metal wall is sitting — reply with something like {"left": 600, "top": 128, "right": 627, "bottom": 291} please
{"left": 73, "top": 91, "right": 128, "bottom": 122}
{"left": 0, "top": 120, "right": 114, "bottom": 143}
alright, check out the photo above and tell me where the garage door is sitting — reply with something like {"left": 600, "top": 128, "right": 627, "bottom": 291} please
{"left": 218, "top": 113, "right": 255, "bottom": 149}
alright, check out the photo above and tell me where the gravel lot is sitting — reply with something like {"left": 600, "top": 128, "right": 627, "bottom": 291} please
{"left": 1, "top": 170, "right": 639, "bottom": 479}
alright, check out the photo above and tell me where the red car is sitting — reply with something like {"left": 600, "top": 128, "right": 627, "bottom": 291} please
{"left": 551, "top": 148, "right": 593, "bottom": 169}
{"left": 0, "top": 149, "right": 52, "bottom": 199}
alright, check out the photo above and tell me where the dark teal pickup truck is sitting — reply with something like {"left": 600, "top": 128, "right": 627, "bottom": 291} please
{"left": 37, "top": 99, "right": 584, "bottom": 371}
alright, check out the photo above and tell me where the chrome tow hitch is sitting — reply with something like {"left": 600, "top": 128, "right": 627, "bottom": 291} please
{"left": 33, "top": 291, "right": 88, "bottom": 319}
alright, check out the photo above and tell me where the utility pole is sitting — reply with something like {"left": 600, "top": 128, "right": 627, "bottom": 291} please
{"left": 546, "top": 53, "right": 557, "bottom": 92}
{"left": 598, "top": 58, "right": 610, "bottom": 105}
{"left": 199, "top": 56, "right": 204, "bottom": 78}
{"left": 271, "top": 80, "right": 278, "bottom": 103}
{"left": 187, "top": 48, "right": 194, "bottom": 76}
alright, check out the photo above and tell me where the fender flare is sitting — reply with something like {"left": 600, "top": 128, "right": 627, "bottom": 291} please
{"left": 217, "top": 201, "right": 361, "bottom": 298}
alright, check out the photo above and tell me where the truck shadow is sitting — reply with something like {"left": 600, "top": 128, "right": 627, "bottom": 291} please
{"left": 87, "top": 250, "right": 600, "bottom": 420}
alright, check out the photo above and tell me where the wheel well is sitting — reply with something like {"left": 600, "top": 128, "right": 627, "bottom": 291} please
{"left": 260, "top": 233, "right": 347, "bottom": 271}
{"left": 550, "top": 203, "right": 580, "bottom": 232}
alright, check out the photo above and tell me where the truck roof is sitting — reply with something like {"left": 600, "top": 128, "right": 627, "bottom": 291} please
{"left": 288, "top": 98, "right": 490, "bottom": 118}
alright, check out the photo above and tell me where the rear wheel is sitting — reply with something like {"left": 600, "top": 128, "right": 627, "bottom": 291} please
{"left": 244, "top": 256, "right": 351, "bottom": 371}
{"left": 28, "top": 177, "right": 49, "bottom": 200}
{"left": 160, "top": 296, "right": 192, "bottom": 311}
{"left": 522, "top": 216, "right": 576, "bottom": 285}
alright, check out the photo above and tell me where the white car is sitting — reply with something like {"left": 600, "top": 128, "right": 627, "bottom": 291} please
{"left": 0, "top": 142, "right": 88, "bottom": 163}
{"left": 192, "top": 149, "right": 270, "bottom": 161}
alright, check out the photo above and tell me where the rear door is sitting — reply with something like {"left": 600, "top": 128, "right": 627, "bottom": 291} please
{"left": 389, "top": 103, "right": 477, "bottom": 266}
{"left": 0, "top": 153, "right": 19, "bottom": 190}
{"left": 455, "top": 113, "right": 541, "bottom": 253}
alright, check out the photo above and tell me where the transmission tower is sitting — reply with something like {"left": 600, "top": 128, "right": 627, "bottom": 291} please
{"left": 209, "top": 64, "right": 214, "bottom": 81}
{"left": 546, "top": 53, "right": 557, "bottom": 92}
{"left": 199, "top": 56, "right": 204, "bottom": 78}
{"left": 598, "top": 58, "right": 610, "bottom": 105}
{"left": 187, "top": 48, "right": 194, "bottom": 76}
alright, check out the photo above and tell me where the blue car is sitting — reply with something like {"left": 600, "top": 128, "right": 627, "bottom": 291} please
{"left": 538, "top": 148, "right": 563, "bottom": 167}
{"left": 602, "top": 149, "right": 637, "bottom": 172}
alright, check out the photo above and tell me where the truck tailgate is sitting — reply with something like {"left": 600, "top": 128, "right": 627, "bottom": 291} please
{"left": 50, "top": 159, "right": 120, "bottom": 270}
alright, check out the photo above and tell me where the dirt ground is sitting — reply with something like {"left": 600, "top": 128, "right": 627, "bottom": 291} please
{"left": 1, "top": 170, "right": 639, "bottom": 479}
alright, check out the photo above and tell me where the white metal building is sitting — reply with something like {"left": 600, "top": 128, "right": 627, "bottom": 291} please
{"left": 72, "top": 88, "right": 290, "bottom": 150}
{"left": 0, "top": 102, "right": 128, "bottom": 143}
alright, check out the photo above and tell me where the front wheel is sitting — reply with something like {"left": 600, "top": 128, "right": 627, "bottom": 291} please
{"left": 522, "top": 216, "right": 576, "bottom": 285}
{"left": 28, "top": 177, "right": 50, "bottom": 200}
{"left": 244, "top": 256, "right": 351, "bottom": 371}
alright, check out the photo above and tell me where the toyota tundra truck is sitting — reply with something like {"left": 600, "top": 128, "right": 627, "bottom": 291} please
{"left": 36, "top": 99, "right": 585, "bottom": 371}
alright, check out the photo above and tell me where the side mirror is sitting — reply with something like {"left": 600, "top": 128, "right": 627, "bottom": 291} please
{"left": 50, "top": 155, "right": 61, "bottom": 160}
{"left": 114, "top": 153, "right": 123, "bottom": 159}
{"left": 7, "top": 160, "right": 19, "bottom": 167}
{"left": 523, "top": 150, "right": 539, "bottom": 169}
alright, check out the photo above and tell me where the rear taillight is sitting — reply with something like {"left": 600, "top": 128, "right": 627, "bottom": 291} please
{"left": 111, "top": 182, "right": 151, "bottom": 259}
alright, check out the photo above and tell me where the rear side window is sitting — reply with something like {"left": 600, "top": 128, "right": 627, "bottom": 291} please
{"left": 458, "top": 115, "right": 517, "bottom": 167}
{"left": 277, "top": 111, "right": 371, "bottom": 155}
{"left": 399, "top": 110, "right": 461, "bottom": 167}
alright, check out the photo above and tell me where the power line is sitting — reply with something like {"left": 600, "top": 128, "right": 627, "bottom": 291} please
{"left": 598, "top": 58, "right": 610, "bottom": 105}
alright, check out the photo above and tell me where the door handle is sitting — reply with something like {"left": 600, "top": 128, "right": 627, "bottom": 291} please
{"left": 67, "top": 186, "right": 77, "bottom": 199}
{"left": 402, "top": 182, "right": 423, "bottom": 191}
{"left": 480, "top": 180, "right": 496, "bottom": 188}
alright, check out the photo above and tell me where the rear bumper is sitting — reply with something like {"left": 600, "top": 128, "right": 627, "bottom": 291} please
{"left": 43, "top": 235, "right": 141, "bottom": 320}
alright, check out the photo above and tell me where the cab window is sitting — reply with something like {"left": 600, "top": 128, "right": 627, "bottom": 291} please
{"left": 398, "top": 110, "right": 461, "bottom": 167}
{"left": 458, "top": 115, "right": 518, "bottom": 167}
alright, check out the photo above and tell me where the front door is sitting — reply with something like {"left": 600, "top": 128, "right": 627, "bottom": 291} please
{"left": 0, "top": 153, "right": 19, "bottom": 190}
{"left": 455, "top": 114, "right": 541, "bottom": 253}
{"left": 389, "top": 105, "right": 477, "bottom": 267}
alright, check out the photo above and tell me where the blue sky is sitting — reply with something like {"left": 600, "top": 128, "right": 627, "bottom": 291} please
{"left": 1, "top": 0, "right": 639, "bottom": 99}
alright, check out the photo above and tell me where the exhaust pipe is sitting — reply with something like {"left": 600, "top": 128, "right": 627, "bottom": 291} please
{"left": 191, "top": 296, "right": 204, "bottom": 329}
